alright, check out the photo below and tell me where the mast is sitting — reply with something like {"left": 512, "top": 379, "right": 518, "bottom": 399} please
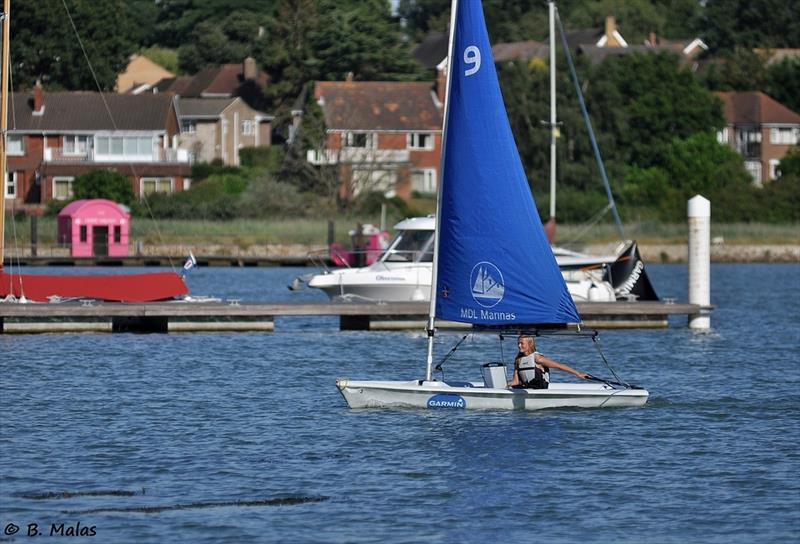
{"left": 548, "top": 0, "right": 556, "bottom": 220}
{"left": 425, "top": 0, "right": 459, "bottom": 382}
{"left": 0, "top": 0, "right": 9, "bottom": 267}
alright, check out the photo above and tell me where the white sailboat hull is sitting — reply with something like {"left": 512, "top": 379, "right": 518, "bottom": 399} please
{"left": 336, "top": 379, "right": 648, "bottom": 411}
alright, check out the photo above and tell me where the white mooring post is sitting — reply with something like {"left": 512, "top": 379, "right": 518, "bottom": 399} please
{"left": 688, "top": 195, "right": 711, "bottom": 329}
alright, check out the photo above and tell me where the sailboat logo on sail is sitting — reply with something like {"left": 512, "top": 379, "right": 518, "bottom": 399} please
{"left": 470, "top": 262, "right": 505, "bottom": 307}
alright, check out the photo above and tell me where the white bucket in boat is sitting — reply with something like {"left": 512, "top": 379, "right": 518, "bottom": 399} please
{"left": 482, "top": 362, "right": 507, "bottom": 389}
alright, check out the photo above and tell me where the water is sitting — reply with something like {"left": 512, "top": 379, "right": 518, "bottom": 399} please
{"left": 1, "top": 264, "right": 798, "bottom": 543}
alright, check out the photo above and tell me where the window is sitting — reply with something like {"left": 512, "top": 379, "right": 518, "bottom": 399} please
{"left": 242, "top": 120, "right": 255, "bottom": 135}
{"left": 344, "top": 132, "right": 372, "bottom": 148}
{"left": 95, "top": 136, "right": 153, "bottom": 158}
{"left": 744, "top": 161, "right": 762, "bottom": 187}
{"left": 716, "top": 128, "right": 728, "bottom": 144}
{"left": 114, "top": 226, "right": 122, "bottom": 243}
{"left": 141, "top": 177, "right": 172, "bottom": 196}
{"left": 411, "top": 169, "right": 437, "bottom": 194}
{"left": 181, "top": 120, "right": 197, "bottom": 134}
{"left": 5, "top": 171, "right": 17, "bottom": 198}
{"left": 52, "top": 177, "right": 75, "bottom": 201}
{"left": 408, "top": 132, "right": 433, "bottom": 150}
{"left": 769, "top": 127, "right": 799, "bottom": 145}
{"left": 80, "top": 225, "right": 87, "bottom": 243}
{"left": 63, "top": 135, "right": 91, "bottom": 155}
{"left": 7, "top": 134, "right": 25, "bottom": 155}
{"left": 769, "top": 159, "right": 781, "bottom": 180}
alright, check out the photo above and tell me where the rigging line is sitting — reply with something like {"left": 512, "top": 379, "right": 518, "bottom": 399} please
{"left": 60, "top": 0, "right": 177, "bottom": 272}
{"left": 8, "top": 53, "right": 25, "bottom": 296}
{"left": 434, "top": 333, "right": 470, "bottom": 372}
{"left": 554, "top": 7, "right": 625, "bottom": 241}
{"left": 591, "top": 334, "right": 629, "bottom": 388}
{"left": 563, "top": 202, "right": 613, "bottom": 247}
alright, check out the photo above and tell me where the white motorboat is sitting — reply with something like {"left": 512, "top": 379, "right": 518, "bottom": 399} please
{"left": 305, "top": 216, "right": 631, "bottom": 303}
{"left": 336, "top": 0, "right": 648, "bottom": 411}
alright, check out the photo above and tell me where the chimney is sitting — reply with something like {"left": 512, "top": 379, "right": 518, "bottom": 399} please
{"left": 243, "top": 57, "right": 257, "bottom": 81}
{"left": 605, "top": 15, "right": 616, "bottom": 41}
{"left": 33, "top": 80, "right": 45, "bottom": 116}
{"left": 435, "top": 64, "right": 446, "bottom": 105}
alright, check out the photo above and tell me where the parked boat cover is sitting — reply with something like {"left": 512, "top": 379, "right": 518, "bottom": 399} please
{"left": 0, "top": 270, "right": 189, "bottom": 302}
{"left": 435, "top": 0, "right": 580, "bottom": 326}
{"left": 604, "top": 241, "right": 660, "bottom": 301}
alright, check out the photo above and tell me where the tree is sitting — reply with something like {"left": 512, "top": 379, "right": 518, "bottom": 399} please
{"left": 73, "top": 170, "right": 135, "bottom": 206}
{"left": 177, "top": 10, "right": 269, "bottom": 73}
{"left": 766, "top": 57, "right": 800, "bottom": 114}
{"left": 701, "top": 48, "right": 768, "bottom": 91}
{"left": 11, "top": 0, "right": 137, "bottom": 91}
{"left": 585, "top": 53, "right": 725, "bottom": 168}
{"left": 702, "top": 0, "right": 800, "bottom": 51}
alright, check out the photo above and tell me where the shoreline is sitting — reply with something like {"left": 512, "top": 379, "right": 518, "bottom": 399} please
{"left": 3, "top": 243, "right": 798, "bottom": 265}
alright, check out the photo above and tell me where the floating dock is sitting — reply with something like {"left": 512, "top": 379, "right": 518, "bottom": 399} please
{"left": 0, "top": 300, "right": 710, "bottom": 333}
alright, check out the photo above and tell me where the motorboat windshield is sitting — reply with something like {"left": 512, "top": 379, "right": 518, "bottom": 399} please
{"left": 380, "top": 229, "right": 435, "bottom": 263}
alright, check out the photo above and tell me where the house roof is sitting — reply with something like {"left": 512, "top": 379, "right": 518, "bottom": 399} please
{"left": 412, "top": 31, "right": 449, "bottom": 70}
{"left": 10, "top": 92, "right": 176, "bottom": 132}
{"left": 314, "top": 81, "right": 443, "bottom": 131}
{"left": 178, "top": 97, "right": 238, "bottom": 117}
{"left": 493, "top": 40, "right": 549, "bottom": 62}
{"left": 717, "top": 91, "right": 800, "bottom": 125}
{"left": 158, "top": 64, "right": 269, "bottom": 98}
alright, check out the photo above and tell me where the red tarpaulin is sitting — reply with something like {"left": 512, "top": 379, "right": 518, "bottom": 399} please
{"left": 0, "top": 271, "right": 189, "bottom": 302}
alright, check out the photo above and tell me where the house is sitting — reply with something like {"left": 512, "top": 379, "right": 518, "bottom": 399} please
{"left": 491, "top": 16, "right": 706, "bottom": 67}
{"left": 176, "top": 97, "right": 272, "bottom": 165}
{"left": 153, "top": 58, "right": 273, "bottom": 166}
{"left": 6, "top": 84, "right": 192, "bottom": 211}
{"left": 308, "top": 77, "right": 444, "bottom": 200}
{"left": 116, "top": 54, "right": 175, "bottom": 94}
{"left": 716, "top": 91, "right": 800, "bottom": 186}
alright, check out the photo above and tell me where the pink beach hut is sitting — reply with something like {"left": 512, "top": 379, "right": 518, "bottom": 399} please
{"left": 57, "top": 199, "right": 130, "bottom": 258}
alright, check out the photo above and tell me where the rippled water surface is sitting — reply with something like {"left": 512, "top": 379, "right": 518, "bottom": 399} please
{"left": 1, "top": 264, "right": 798, "bottom": 543}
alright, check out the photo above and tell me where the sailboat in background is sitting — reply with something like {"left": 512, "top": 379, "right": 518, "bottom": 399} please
{"left": 0, "top": 0, "right": 188, "bottom": 303}
{"left": 336, "top": 0, "right": 648, "bottom": 410}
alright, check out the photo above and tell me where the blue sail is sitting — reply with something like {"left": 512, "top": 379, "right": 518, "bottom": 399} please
{"left": 434, "top": 0, "right": 580, "bottom": 326}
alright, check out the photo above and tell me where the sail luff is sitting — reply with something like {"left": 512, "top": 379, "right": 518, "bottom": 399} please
{"left": 0, "top": 0, "right": 10, "bottom": 267}
{"left": 425, "top": 0, "right": 460, "bottom": 381}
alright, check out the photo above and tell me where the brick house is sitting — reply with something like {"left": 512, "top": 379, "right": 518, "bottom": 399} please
{"left": 6, "top": 85, "right": 192, "bottom": 211}
{"left": 308, "top": 78, "right": 444, "bottom": 200}
{"left": 716, "top": 91, "right": 800, "bottom": 186}
{"left": 154, "top": 58, "right": 273, "bottom": 166}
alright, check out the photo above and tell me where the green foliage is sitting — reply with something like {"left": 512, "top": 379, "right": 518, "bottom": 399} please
{"left": 177, "top": 10, "right": 268, "bottom": 73}
{"left": 72, "top": 170, "right": 135, "bottom": 206}
{"left": 239, "top": 147, "right": 285, "bottom": 172}
{"left": 766, "top": 57, "right": 800, "bottom": 114}
{"left": 702, "top": 0, "right": 800, "bottom": 51}
{"left": 44, "top": 200, "right": 72, "bottom": 217}
{"left": 701, "top": 48, "right": 768, "bottom": 91}
{"left": 139, "top": 46, "right": 180, "bottom": 74}
{"left": 778, "top": 146, "right": 800, "bottom": 178}
{"left": 11, "top": 0, "right": 137, "bottom": 91}
{"left": 191, "top": 162, "right": 245, "bottom": 181}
